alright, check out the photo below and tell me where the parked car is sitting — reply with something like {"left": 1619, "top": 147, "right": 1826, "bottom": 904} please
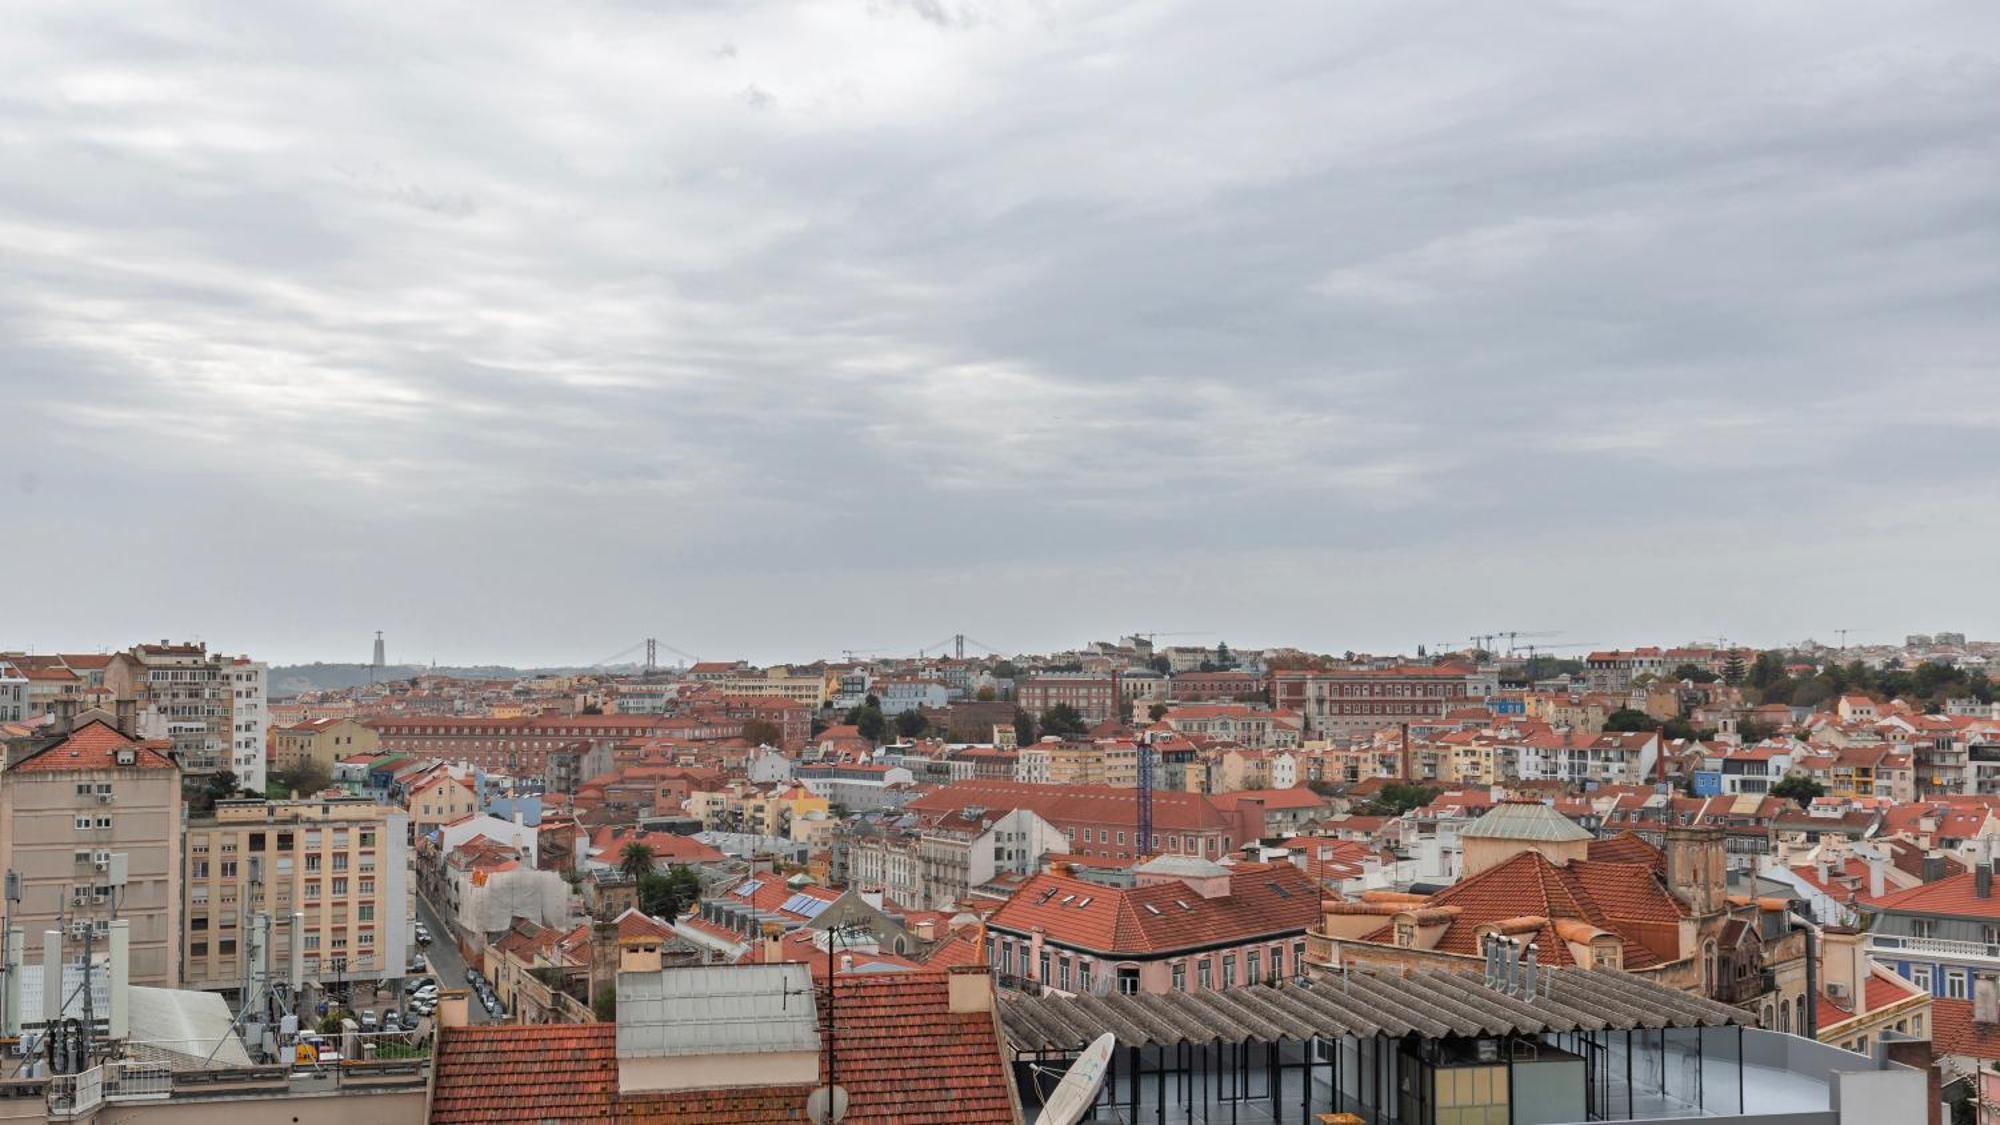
{"left": 359, "top": 1010, "right": 378, "bottom": 1031}
{"left": 403, "top": 977, "right": 432, "bottom": 995}
{"left": 383, "top": 1012, "right": 402, "bottom": 1032}
{"left": 464, "top": 968, "right": 479, "bottom": 985}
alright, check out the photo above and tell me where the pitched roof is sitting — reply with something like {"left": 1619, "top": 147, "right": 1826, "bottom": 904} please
{"left": 986, "top": 863, "right": 1321, "bottom": 956}
{"left": 10, "top": 720, "right": 176, "bottom": 772}
{"left": 1866, "top": 870, "right": 2000, "bottom": 919}
{"left": 1931, "top": 998, "right": 2000, "bottom": 1061}
{"left": 431, "top": 1023, "right": 618, "bottom": 1123}
{"left": 1459, "top": 801, "right": 1592, "bottom": 843}
{"left": 1587, "top": 831, "right": 1665, "bottom": 871}
{"left": 1360, "top": 850, "right": 1684, "bottom": 969}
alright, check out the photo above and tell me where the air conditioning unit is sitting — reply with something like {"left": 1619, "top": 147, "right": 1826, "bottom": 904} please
{"left": 69, "top": 921, "right": 90, "bottom": 939}
{"left": 97, "top": 793, "right": 114, "bottom": 804}
{"left": 71, "top": 891, "right": 89, "bottom": 906}
{"left": 1827, "top": 981, "right": 1851, "bottom": 1000}
{"left": 94, "top": 860, "right": 109, "bottom": 872}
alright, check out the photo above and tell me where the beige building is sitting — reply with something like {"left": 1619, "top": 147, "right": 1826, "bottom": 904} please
{"left": 720, "top": 665, "right": 833, "bottom": 707}
{"left": 183, "top": 797, "right": 411, "bottom": 993}
{"left": 406, "top": 766, "right": 479, "bottom": 842}
{"left": 273, "top": 716, "right": 380, "bottom": 775}
{"left": 0, "top": 719, "right": 183, "bottom": 987}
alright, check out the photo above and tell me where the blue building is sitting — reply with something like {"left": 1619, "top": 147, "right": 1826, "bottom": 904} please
{"left": 1861, "top": 854, "right": 2000, "bottom": 1002}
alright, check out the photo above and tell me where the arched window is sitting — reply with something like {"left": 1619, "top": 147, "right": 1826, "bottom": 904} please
{"left": 1779, "top": 1001, "right": 1790, "bottom": 1033}
{"left": 1701, "top": 940, "right": 1718, "bottom": 996}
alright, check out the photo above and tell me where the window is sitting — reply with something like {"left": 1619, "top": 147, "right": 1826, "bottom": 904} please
{"left": 1059, "top": 957, "right": 1072, "bottom": 992}
{"left": 1247, "top": 950, "right": 1261, "bottom": 984}
{"left": 1271, "top": 945, "right": 1284, "bottom": 979}
{"left": 1949, "top": 970, "right": 1970, "bottom": 999}
{"left": 1222, "top": 955, "right": 1237, "bottom": 988}
{"left": 1198, "top": 959, "right": 1213, "bottom": 990}
{"left": 1039, "top": 951, "right": 1051, "bottom": 983}
{"left": 1912, "top": 919, "right": 1939, "bottom": 939}
{"left": 1078, "top": 960, "right": 1092, "bottom": 994}
{"left": 1911, "top": 964, "right": 1934, "bottom": 991}
{"left": 1172, "top": 962, "right": 1186, "bottom": 991}
{"left": 1117, "top": 967, "right": 1140, "bottom": 996}
{"left": 74, "top": 816, "right": 92, "bottom": 832}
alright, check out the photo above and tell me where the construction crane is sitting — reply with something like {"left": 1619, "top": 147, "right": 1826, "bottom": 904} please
{"left": 1499, "top": 630, "right": 1560, "bottom": 655}
{"left": 1128, "top": 631, "right": 1212, "bottom": 643}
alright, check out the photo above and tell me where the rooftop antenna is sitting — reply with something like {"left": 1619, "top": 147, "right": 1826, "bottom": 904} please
{"left": 1135, "top": 731, "right": 1154, "bottom": 859}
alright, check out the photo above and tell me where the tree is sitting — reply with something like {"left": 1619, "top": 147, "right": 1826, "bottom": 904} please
{"left": 1013, "top": 708, "right": 1039, "bottom": 745}
{"left": 580, "top": 702, "right": 604, "bottom": 715}
{"left": 1040, "top": 704, "right": 1088, "bottom": 738}
{"left": 191, "top": 769, "right": 240, "bottom": 811}
{"left": 894, "top": 709, "right": 929, "bottom": 738}
{"left": 638, "top": 864, "right": 703, "bottom": 918}
{"left": 1720, "top": 650, "right": 1749, "bottom": 685}
{"left": 1672, "top": 663, "right": 1719, "bottom": 684}
{"left": 1736, "top": 719, "right": 1776, "bottom": 743}
{"left": 273, "top": 760, "right": 333, "bottom": 797}
{"left": 1660, "top": 718, "right": 1712, "bottom": 741}
{"left": 1214, "top": 642, "right": 1235, "bottom": 670}
{"left": 990, "top": 660, "right": 1020, "bottom": 680}
{"left": 975, "top": 686, "right": 997, "bottom": 702}
{"left": 1147, "top": 702, "right": 1169, "bottom": 722}
{"left": 742, "top": 719, "right": 783, "bottom": 747}
{"left": 1354, "top": 782, "right": 1438, "bottom": 817}
{"left": 618, "top": 841, "right": 657, "bottom": 879}
{"left": 1148, "top": 655, "right": 1171, "bottom": 674}
{"left": 855, "top": 707, "right": 888, "bottom": 743}
{"left": 1771, "top": 775, "right": 1825, "bottom": 808}
{"left": 591, "top": 984, "right": 616, "bottom": 1023}
{"left": 1602, "top": 708, "right": 1663, "bottom": 733}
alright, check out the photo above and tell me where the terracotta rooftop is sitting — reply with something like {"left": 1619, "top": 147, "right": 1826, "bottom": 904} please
{"left": 431, "top": 1023, "right": 618, "bottom": 1123}
{"left": 10, "top": 720, "right": 176, "bottom": 772}
{"left": 986, "top": 862, "right": 1320, "bottom": 956}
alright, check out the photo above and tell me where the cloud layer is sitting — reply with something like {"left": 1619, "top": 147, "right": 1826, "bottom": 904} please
{"left": 4, "top": 1, "right": 1999, "bottom": 664}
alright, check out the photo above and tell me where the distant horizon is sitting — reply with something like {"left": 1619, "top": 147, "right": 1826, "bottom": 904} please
{"left": 9, "top": 628, "right": 1984, "bottom": 673}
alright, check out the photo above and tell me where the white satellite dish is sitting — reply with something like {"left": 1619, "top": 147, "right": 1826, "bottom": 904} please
{"left": 1038, "top": 1032, "right": 1116, "bottom": 1125}
{"left": 806, "top": 1084, "right": 848, "bottom": 1125}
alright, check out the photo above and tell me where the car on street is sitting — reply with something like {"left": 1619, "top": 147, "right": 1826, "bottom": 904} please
{"left": 464, "top": 968, "right": 479, "bottom": 984}
{"left": 383, "top": 1011, "right": 402, "bottom": 1032}
{"left": 359, "top": 1009, "right": 378, "bottom": 1031}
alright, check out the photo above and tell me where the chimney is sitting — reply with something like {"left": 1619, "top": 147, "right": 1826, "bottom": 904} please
{"left": 435, "top": 989, "right": 471, "bottom": 1028}
{"left": 840, "top": 954, "right": 854, "bottom": 974}
{"left": 588, "top": 919, "right": 620, "bottom": 1012}
{"left": 762, "top": 922, "right": 785, "bottom": 964}
{"left": 1924, "top": 851, "right": 1946, "bottom": 883}
{"left": 1867, "top": 855, "right": 1885, "bottom": 899}
{"left": 913, "top": 919, "right": 937, "bottom": 943}
{"left": 1978, "top": 976, "right": 2000, "bottom": 1027}
{"left": 947, "top": 965, "right": 994, "bottom": 1013}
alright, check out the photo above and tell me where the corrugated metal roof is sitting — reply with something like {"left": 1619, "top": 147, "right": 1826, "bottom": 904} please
{"left": 999, "top": 969, "right": 1748, "bottom": 1052}
{"left": 616, "top": 964, "right": 821, "bottom": 1059}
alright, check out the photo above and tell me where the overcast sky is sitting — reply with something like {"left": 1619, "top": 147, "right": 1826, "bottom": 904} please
{"left": 5, "top": 2, "right": 1998, "bottom": 667}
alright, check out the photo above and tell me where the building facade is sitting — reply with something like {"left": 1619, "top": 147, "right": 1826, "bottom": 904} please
{"left": 0, "top": 720, "right": 183, "bottom": 987}
{"left": 182, "top": 797, "right": 411, "bottom": 992}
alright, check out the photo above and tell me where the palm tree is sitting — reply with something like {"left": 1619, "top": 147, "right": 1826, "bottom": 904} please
{"left": 618, "top": 841, "right": 657, "bottom": 879}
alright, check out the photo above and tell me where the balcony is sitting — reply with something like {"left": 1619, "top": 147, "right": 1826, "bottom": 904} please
{"left": 1869, "top": 933, "right": 2000, "bottom": 964}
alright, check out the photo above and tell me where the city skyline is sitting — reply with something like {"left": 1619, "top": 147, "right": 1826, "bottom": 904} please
{"left": 7, "top": 1, "right": 1999, "bottom": 666}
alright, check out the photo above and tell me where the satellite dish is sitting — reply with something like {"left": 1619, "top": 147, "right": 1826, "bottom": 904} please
{"left": 806, "top": 1084, "right": 848, "bottom": 1124}
{"left": 1038, "top": 1032, "right": 1117, "bottom": 1125}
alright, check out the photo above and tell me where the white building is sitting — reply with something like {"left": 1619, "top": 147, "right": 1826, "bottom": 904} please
{"left": 0, "top": 660, "right": 26, "bottom": 722}
{"left": 876, "top": 679, "right": 948, "bottom": 716}
{"left": 227, "top": 658, "right": 269, "bottom": 792}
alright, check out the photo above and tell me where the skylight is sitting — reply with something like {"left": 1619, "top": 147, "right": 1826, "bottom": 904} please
{"left": 1076, "top": 897, "right": 1092, "bottom": 907}
{"left": 1144, "top": 903, "right": 1162, "bottom": 915}
{"left": 1267, "top": 882, "right": 1290, "bottom": 898}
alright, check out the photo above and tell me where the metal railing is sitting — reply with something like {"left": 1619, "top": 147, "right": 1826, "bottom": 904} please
{"left": 1869, "top": 934, "right": 2000, "bottom": 961}
{"left": 45, "top": 1068, "right": 102, "bottom": 1118}
{"left": 103, "top": 1060, "right": 173, "bottom": 1101}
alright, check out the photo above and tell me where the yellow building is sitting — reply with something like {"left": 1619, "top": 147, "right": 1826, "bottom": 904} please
{"left": 273, "top": 716, "right": 380, "bottom": 775}
{"left": 406, "top": 766, "right": 479, "bottom": 842}
{"left": 721, "top": 666, "right": 833, "bottom": 708}
{"left": 183, "top": 797, "right": 412, "bottom": 990}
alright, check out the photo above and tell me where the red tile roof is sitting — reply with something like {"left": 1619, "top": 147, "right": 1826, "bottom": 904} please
{"left": 1360, "top": 851, "right": 1684, "bottom": 969}
{"left": 431, "top": 1023, "right": 618, "bottom": 1123}
{"left": 11, "top": 720, "right": 176, "bottom": 772}
{"left": 986, "top": 862, "right": 1320, "bottom": 956}
{"left": 1587, "top": 831, "right": 1665, "bottom": 871}
{"left": 1866, "top": 870, "right": 2000, "bottom": 919}
{"left": 812, "top": 970, "right": 1015, "bottom": 1124}
{"left": 1931, "top": 997, "right": 2000, "bottom": 1060}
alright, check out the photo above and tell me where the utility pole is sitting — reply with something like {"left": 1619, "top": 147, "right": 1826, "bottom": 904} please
{"left": 1136, "top": 732, "right": 1154, "bottom": 859}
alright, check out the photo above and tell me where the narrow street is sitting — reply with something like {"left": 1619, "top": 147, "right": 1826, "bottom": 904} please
{"left": 413, "top": 890, "right": 490, "bottom": 1024}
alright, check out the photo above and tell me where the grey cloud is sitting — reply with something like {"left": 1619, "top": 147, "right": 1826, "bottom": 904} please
{"left": 2, "top": 1, "right": 1998, "bottom": 664}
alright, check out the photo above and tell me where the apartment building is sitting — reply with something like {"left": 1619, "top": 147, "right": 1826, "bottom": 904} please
{"left": 225, "top": 658, "right": 270, "bottom": 791}
{"left": 366, "top": 714, "right": 671, "bottom": 778}
{"left": 0, "top": 660, "right": 26, "bottom": 721}
{"left": 1018, "top": 672, "right": 1123, "bottom": 726}
{"left": 273, "top": 716, "right": 381, "bottom": 775}
{"left": 0, "top": 720, "right": 182, "bottom": 986}
{"left": 182, "top": 797, "right": 411, "bottom": 993}
{"left": 718, "top": 665, "right": 832, "bottom": 708}
{"left": 1271, "top": 666, "right": 1477, "bottom": 740}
